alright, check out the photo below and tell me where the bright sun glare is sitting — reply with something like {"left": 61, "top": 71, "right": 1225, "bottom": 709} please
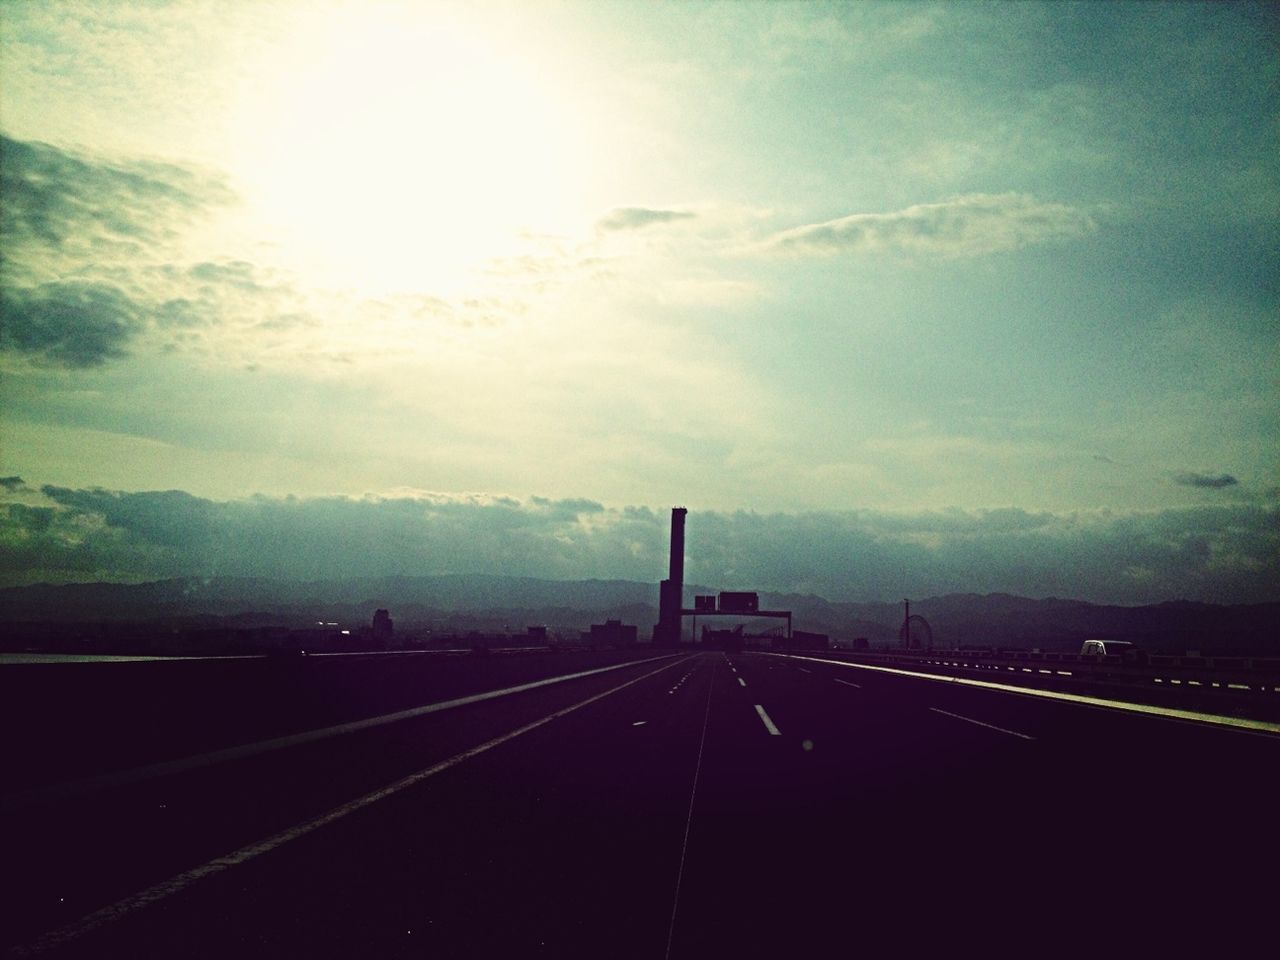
{"left": 232, "top": 5, "right": 584, "bottom": 297}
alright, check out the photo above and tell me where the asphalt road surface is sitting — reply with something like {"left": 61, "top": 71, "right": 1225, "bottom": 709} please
{"left": 4, "top": 650, "right": 1277, "bottom": 958}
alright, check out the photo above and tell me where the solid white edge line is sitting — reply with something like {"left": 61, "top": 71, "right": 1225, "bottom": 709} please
{"left": 3, "top": 653, "right": 684, "bottom": 812}
{"left": 754, "top": 703, "right": 782, "bottom": 736}
{"left": 12, "top": 655, "right": 695, "bottom": 959}
{"left": 929, "top": 707, "right": 1035, "bottom": 740}
{"left": 760, "top": 653, "right": 1280, "bottom": 736}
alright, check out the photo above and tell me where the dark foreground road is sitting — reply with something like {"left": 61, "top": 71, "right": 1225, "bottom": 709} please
{"left": 4, "top": 650, "right": 1278, "bottom": 958}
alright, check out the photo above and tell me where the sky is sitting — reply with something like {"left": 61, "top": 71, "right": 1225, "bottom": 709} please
{"left": 1, "top": 0, "right": 1276, "bottom": 603}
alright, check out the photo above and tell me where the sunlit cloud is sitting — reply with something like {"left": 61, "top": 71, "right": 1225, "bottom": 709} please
{"left": 0, "top": 133, "right": 486, "bottom": 372}
{"left": 596, "top": 207, "right": 696, "bottom": 232}
{"left": 765, "top": 193, "right": 1095, "bottom": 258}
{"left": 0, "top": 134, "right": 265, "bottom": 367}
{"left": 0, "top": 134, "right": 232, "bottom": 277}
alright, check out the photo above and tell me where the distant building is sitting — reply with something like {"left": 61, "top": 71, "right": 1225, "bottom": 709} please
{"left": 286, "top": 626, "right": 341, "bottom": 652}
{"left": 702, "top": 625, "right": 744, "bottom": 652}
{"left": 777, "top": 630, "right": 829, "bottom": 651}
{"left": 583, "top": 620, "right": 638, "bottom": 645}
{"left": 371, "top": 609, "right": 394, "bottom": 645}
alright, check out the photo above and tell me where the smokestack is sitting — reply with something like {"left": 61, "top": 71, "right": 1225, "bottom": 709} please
{"left": 654, "top": 507, "right": 687, "bottom": 645}
{"left": 669, "top": 507, "right": 687, "bottom": 587}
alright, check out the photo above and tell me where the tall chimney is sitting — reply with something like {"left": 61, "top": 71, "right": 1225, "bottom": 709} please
{"left": 654, "top": 507, "right": 687, "bottom": 645}
{"left": 669, "top": 507, "right": 687, "bottom": 588}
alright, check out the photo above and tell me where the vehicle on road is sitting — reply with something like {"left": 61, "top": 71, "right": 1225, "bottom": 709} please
{"left": 1080, "top": 639, "right": 1140, "bottom": 660}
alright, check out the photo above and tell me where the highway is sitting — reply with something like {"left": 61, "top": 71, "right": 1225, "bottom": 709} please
{"left": 4, "top": 649, "right": 1277, "bottom": 957}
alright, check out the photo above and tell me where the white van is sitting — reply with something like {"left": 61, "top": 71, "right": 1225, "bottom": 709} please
{"left": 1080, "top": 639, "right": 1136, "bottom": 657}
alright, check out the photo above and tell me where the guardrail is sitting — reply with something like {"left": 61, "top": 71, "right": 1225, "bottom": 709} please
{"left": 804, "top": 648, "right": 1280, "bottom": 719}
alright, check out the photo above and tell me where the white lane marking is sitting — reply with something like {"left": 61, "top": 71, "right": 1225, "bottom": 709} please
{"left": 632, "top": 721, "right": 647, "bottom": 727}
{"left": 737, "top": 677, "right": 746, "bottom": 687}
{"left": 929, "top": 707, "right": 1035, "bottom": 741}
{"left": 665, "top": 660, "right": 716, "bottom": 959}
{"left": 834, "top": 678, "right": 861, "bottom": 689}
{"left": 798, "top": 667, "right": 812, "bottom": 674}
{"left": 760, "top": 653, "right": 1280, "bottom": 737}
{"left": 2, "top": 653, "right": 684, "bottom": 813}
{"left": 667, "top": 667, "right": 698, "bottom": 695}
{"left": 12, "top": 656, "right": 694, "bottom": 959}
{"left": 0, "top": 652, "right": 268, "bottom": 664}
{"left": 754, "top": 704, "right": 782, "bottom": 736}
{"left": 312, "top": 646, "right": 550, "bottom": 659}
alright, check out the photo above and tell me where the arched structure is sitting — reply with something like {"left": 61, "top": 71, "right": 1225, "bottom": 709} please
{"left": 899, "top": 614, "right": 933, "bottom": 651}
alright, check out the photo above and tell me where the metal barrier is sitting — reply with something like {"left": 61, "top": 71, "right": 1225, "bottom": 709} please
{"left": 806, "top": 648, "right": 1280, "bottom": 718}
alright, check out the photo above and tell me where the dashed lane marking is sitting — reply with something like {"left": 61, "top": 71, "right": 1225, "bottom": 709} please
{"left": 834, "top": 678, "right": 861, "bottom": 689}
{"left": 667, "top": 667, "right": 698, "bottom": 695}
{"left": 754, "top": 704, "right": 782, "bottom": 736}
{"left": 737, "top": 677, "right": 746, "bottom": 687}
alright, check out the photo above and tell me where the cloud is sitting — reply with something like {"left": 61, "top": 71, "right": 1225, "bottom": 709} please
{"left": 0, "top": 135, "right": 268, "bottom": 367}
{"left": 765, "top": 193, "right": 1094, "bottom": 258}
{"left": 3, "top": 486, "right": 1276, "bottom": 605}
{"left": 597, "top": 207, "right": 696, "bottom": 232}
{"left": 1175, "top": 472, "right": 1239, "bottom": 489}
{"left": 0, "top": 281, "right": 142, "bottom": 367}
{"left": 0, "top": 133, "right": 571, "bottom": 372}
{"left": 0, "top": 135, "right": 337, "bottom": 369}
{"left": 0, "top": 134, "right": 232, "bottom": 264}
{"left": 187, "top": 260, "right": 269, "bottom": 291}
